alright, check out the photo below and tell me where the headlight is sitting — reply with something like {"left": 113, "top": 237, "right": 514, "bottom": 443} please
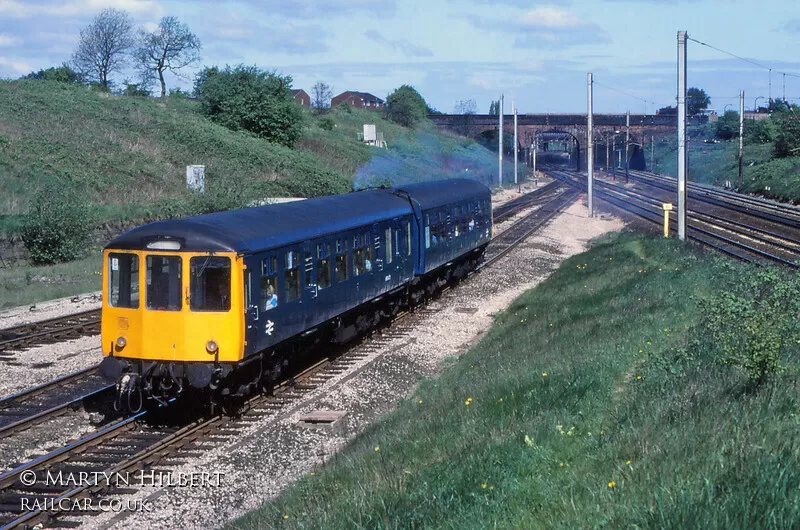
{"left": 206, "top": 340, "right": 218, "bottom": 354}
{"left": 116, "top": 336, "right": 127, "bottom": 349}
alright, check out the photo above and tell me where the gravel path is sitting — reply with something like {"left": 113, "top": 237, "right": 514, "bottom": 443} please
{"left": 76, "top": 198, "right": 624, "bottom": 530}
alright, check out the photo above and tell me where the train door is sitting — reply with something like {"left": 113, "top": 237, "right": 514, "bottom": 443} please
{"left": 302, "top": 240, "right": 317, "bottom": 327}
{"left": 243, "top": 263, "right": 259, "bottom": 354}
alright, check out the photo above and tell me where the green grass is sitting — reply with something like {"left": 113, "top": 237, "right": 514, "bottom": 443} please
{"left": 649, "top": 124, "right": 800, "bottom": 202}
{"left": 230, "top": 233, "right": 800, "bottom": 529}
{"left": 0, "top": 253, "right": 101, "bottom": 309}
{"left": 0, "top": 81, "right": 504, "bottom": 237}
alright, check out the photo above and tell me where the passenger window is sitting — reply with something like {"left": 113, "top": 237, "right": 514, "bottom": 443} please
{"left": 260, "top": 275, "right": 278, "bottom": 310}
{"left": 394, "top": 229, "right": 400, "bottom": 256}
{"left": 335, "top": 239, "right": 349, "bottom": 282}
{"left": 109, "top": 253, "right": 139, "bottom": 308}
{"left": 425, "top": 225, "right": 430, "bottom": 249}
{"left": 260, "top": 255, "right": 278, "bottom": 310}
{"left": 190, "top": 256, "right": 231, "bottom": 312}
{"left": 145, "top": 255, "right": 181, "bottom": 311}
{"left": 284, "top": 250, "right": 300, "bottom": 302}
{"left": 406, "top": 222, "right": 412, "bottom": 255}
{"left": 385, "top": 228, "right": 393, "bottom": 264}
{"left": 317, "top": 243, "right": 331, "bottom": 289}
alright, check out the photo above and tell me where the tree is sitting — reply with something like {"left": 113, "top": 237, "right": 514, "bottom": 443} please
{"left": 657, "top": 105, "right": 677, "bottom": 116}
{"left": 773, "top": 105, "right": 800, "bottom": 158}
{"left": 687, "top": 87, "right": 710, "bottom": 116}
{"left": 135, "top": 16, "right": 201, "bottom": 98}
{"left": 715, "top": 110, "right": 740, "bottom": 140}
{"left": 453, "top": 99, "right": 477, "bottom": 136}
{"left": 72, "top": 8, "right": 135, "bottom": 90}
{"left": 454, "top": 99, "right": 477, "bottom": 115}
{"left": 194, "top": 65, "right": 303, "bottom": 147}
{"left": 311, "top": 81, "right": 333, "bottom": 113}
{"left": 384, "top": 85, "right": 428, "bottom": 128}
{"left": 22, "top": 64, "right": 83, "bottom": 84}
{"left": 489, "top": 100, "right": 500, "bottom": 115}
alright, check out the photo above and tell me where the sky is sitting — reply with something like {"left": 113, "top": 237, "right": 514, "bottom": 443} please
{"left": 1, "top": 0, "right": 799, "bottom": 114}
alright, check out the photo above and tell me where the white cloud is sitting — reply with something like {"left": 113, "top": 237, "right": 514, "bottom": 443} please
{"left": 0, "top": 34, "right": 20, "bottom": 46}
{"left": 468, "top": 74, "right": 491, "bottom": 89}
{"left": 518, "top": 6, "right": 581, "bottom": 29}
{"left": 0, "top": 55, "right": 32, "bottom": 73}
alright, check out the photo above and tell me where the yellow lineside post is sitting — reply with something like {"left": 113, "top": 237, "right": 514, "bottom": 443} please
{"left": 662, "top": 203, "right": 673, "bottom": 238}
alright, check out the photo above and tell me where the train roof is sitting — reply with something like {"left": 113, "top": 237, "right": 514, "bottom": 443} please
{"left": 106, "top": 189, "right": 412, "bottom": 253}
{"left": 393, "top": 178, "right": 491, "bottom": 210}
{"left": 105, "top": 178, "right": 492, "bottom": 254}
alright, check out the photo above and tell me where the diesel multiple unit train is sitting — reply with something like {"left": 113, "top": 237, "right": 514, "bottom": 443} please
{"left": 100, "top": 179, "right": 492, "bottom": 411}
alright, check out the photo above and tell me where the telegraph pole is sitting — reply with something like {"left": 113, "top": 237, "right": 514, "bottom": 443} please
{"left": 625, "top": 110, "right": 630, "bottom": 183}
{"left": 587, "top": 72, "right": 594, "bottom": 217}
{"left": 498, "top": 94, "right": 504, "bottom": 186}
{"left": 650, "top": 135, "right": 655, "bottom": 173}
{"left": 677, "top": 31, "right": 688, "bottom": 241}
{"left": 513, "top": 101, "right": 519, "bottom": 186}
{"left": 738, "top": 90, "right": 745, "bottom": 188}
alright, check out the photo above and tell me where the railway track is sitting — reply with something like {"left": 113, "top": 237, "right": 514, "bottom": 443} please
{"left": 492, "top": 180, "right": 565, "bottom": 223}
{"left": 0, "top": 310, "right": 101, "bottom": 356}
{"left": 546, "top": 167, "right": 800, "bottom": 267}
{"left": 0, "top": 365, "right": 114, "bottom": 439}
{"left": 626, "top": 169, "right": 800, "bottom": 230}
{"left": 0, "top": 185, "right": 579, "bottom": 529}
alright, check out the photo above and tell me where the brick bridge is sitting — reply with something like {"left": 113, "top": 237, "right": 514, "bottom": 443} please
{"left": 430, "top": 113, "right": 678, "bottom": 171}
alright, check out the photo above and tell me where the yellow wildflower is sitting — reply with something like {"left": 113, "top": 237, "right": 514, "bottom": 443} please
{"left": 636, "top": 375, "right": 641, "bottom": 380}
{"left": 542, "top": 372, "right": 548, "bottom": 377}
{"left": 626, "top": 460, "right": 631, "bottom": 465}
{"left": 559, "top": 462, "right": 564, "bottom": 467}
{"left": 375, "top": 446, "right": 380, "bottom": 452}
{"left": 482, "top": 483, "right": 487, "bottom": 489}
{"left": 490, "top": 486, "right": 494, "bottom": 491}
{"left": 608, "top": 481, "right": 616, "bottom": 488}
{"left": 284, "top": 514, "right": 289, "bottom": 519}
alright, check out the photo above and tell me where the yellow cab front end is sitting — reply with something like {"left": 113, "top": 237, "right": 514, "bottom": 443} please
{"left": 100, "top": 247, "right": 245, "bottom": 407}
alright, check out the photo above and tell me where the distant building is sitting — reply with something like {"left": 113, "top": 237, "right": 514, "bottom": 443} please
{"left": 332, "top": 91, "right": 384, "bottom": 109}
{"left": 291, "top": 89, "right": 310, "bottom": 107}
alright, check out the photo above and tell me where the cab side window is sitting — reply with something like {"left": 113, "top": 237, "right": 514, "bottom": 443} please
{"left": 260, "top": 256, "right": 278, "bottom": 310}
{"left": 284, "top": 251, "right": 300, "bottom": 302}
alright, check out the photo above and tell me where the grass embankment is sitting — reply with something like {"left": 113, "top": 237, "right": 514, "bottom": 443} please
{"left": 0, "top": 80, "right": 503, "bottom": 235}
{"left": 232, "top": 233, "right": 800, "bottom": 528}
{"left": 650, "top": 125, "right": 800, "bottom": 202}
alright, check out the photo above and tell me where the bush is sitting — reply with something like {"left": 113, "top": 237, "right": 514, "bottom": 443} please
{"left": 715, "top": 110, "right": 740, "bottom": 140}
{"left": 744, "top": 117, "right": 776, "bottom": 144}
{"left": 695, "top": 268, "right": 800, "bottom": 383}
{"left": 384, "top": 85, "right": 428, "bottom": 128}
{"left": 22, "top": 180, "right": 92, "bottom": 265}
{"left": 194, "top": 65, "right": 303, "bottom": 147}
{"left": 773, "top": 106, "right": 800, "bottom": 158}
{"left": 318, "top": 116, "right": 335, "bottom": 131}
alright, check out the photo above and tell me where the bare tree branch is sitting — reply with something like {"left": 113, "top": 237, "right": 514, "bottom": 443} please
{"left": 135, "top": 16, "right": 201, "bottom": 97}
{"left": 72, "top": 8, "right": 134, "bottom": 91}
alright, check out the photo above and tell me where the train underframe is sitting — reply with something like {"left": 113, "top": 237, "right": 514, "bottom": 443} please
{"left": 102, "top": 245, "right": 487, "bottom": 415}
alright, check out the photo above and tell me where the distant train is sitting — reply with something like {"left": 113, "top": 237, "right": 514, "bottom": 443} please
{"left": 100, "top": 179, "right": 492, "bottom": 412}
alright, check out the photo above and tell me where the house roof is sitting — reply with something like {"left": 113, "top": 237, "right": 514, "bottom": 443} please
{"left": 336, "top": 91, "right": 384, "bottom": 103}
